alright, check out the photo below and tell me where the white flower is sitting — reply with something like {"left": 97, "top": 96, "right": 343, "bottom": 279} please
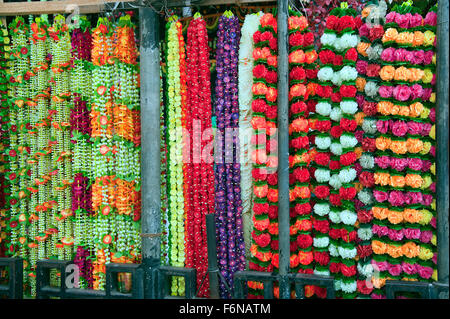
{"left": 329, "top": 210, "right": 341, "bottom": 223}
{"left": 330, "top": 142, "right": 343, "bottom": 155}
{"left": 340, "top": 209, "right": 357, "bottom": 225}
{"left": 337, "top": 33, "right": 358, "bottom": 51}
{"left": 358, "top": 226, "right": 373, "bottom": 241}
{"left": 329, "top": 174, "right": 342, "bottom": 190}
{"left": 341, "top": 280, "right": 357, "bottom": 293}
{"left": 314, "top": 203, "right": 330, "bottom": 216}
{"left": 330, "top": 106, "right": 343, "bottom": 122}
{"left": 366, "top": 44, "right": 383, "bottom": 61}
{"left": 358, "top": 188, "right": 374, "bottom": 205}
{"left": 340, "top": 134, "right": 358, "bottom": 148}
{"left": 315, "top": 136, "right": 331, "bottom": 150}
{"left": 340, "top": 100, "right": 358, "bottom": 114}
{"left": 338, "top": 246, "right": 357, "bottom": 259}
{"left": 362, "top": 118, "right": 377, "bottom": 134}
{"left": 313, "top": 236, "right": 329, "bottom": 248}
{"left": 316, "top": 101, "right": 332, "bottom": 116}
{"left": 314, "top": 269, "right": 330, "bottom": 276}
{"left": 359, "top": 154, "right": 374, "bottom": 169}
{"left": 329, "top": 242, "right": 339, "bottom": 257}
{"left": 315, "top": 168, "right": 331, "bottom": 183}
{"left": 357, "top": 262, "right": 374, "bottom": 278}
{"left": 318, "top": 66, "right": 334, "bottom": 82}
{"left": 331, "top": 71, "right": 342, "bottom": 86}
{"left": 340, "top": 66, "right": 358, "bottom": 81}
{"left": 321, "top": 32, "right": 337, "bottom": 46}
{"left": 364, "top": 81, "right": 379, "bottom": 98}
{"left": 338, "top": 167, "right": 357, "bottom": 183}
{"left": 334, "top": 279, "right": 342, "bottom": 291}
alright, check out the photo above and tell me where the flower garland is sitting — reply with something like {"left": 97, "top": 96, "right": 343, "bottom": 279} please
{"left": 355, "top": 2, "right": 387, "bottom": 298}
{"left": 214, "top": 11, "right": 245, "bottom": 299}
{"left": 165, "top": 16, "right": 186, "bottom": 296}
{"left": 185, "top": 13, "right": 215, "bottom": 298}
{"left": 287, "top": 9, "right": 317, "bottom": 298}
{"left": 238, "top": 12, "right": 263, "bottom": 265}
{"left": 71, "top": 16, "right": 94, "bottom": 289}
{"left": 371, "top": 1, "right": 437, "bottom": 299}
{"left": 248, "top": 12, "right": 278, "bottom": 299}
{"left": 316, "top": 3, "right": 361, "bottom": 298}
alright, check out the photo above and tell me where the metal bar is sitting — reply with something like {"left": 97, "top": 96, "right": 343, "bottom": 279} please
{"left": 139, "top": 6, "right": 161, "bottom": 299}
{"left": 205, "top": 213, "right": 220, "bottom": 298}
{"left": 276, "top": 0, "right": 290, "bottom": 300}
{"left": 436, "top": 0, "right": 449, "bottom": 289}
{"left": 164, "top": 0, "right": 275, "bottom": 7}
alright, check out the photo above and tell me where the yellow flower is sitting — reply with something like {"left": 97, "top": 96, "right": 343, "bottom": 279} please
{"left": 419, "top": 209, "right": 433, "bottom": 225}
{"left": 430, "top": 163, "right": 436, "bottom": 175}
{"left": 430, "top": 124, "right": 435, "bottom": 140}
{"left": 418, "top": 246, "right": 434, "bottom": 260}
{"left": 430, "top": 92, "right": 436, "bottom": 103}
{"left": 431, "top": 199, "right": 436, "bottom": 210}
{"left": 424, "top": 30, "right": 436, "bottom": 46}
{"left": 431, "top": 234, "right": 437, "bottom": 246}
{"left": 419, "top": 141, "right": 431, "bottom": 155}
{"left": 422, "top": 68, "right": 434, "bottom": 83}
{"left": 432, "top": 53, "right": 436, "bottom": 65}
{"left": 420, "top": 107, "right": 431, "bottom": 119}
{"left": 420, "top": 175, "right": 432, "bottom": 189}
{"left": 432, "top": 269, "right": 438, "bottom": 281}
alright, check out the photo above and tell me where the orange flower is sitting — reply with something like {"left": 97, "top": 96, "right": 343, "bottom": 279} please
{"left": 268, "top": 222, "right": 279, "bottom": 235}
{"left": 398, "top": 105, "right": 410, "bottom": 117}
{"left": 405, "top": 174, "right": 423, "bottom": 188}
{"left": 356, "top": 77, "right": 366, "bottom": 91}
{"left": 403, "top": 208, "right": 422, "bottom": 223}
{"left": 288, "top": 15, "right": 308, "bottom": 31}
{"left": 290, "top": 117, "right": 309, "bottom": 133}
{"left": 379, "top": 65, "right": 395, "bottom": 81}
{"left": 382, "top": 28, "right": 398, "bottom": 43}
{"left": 413, "top": 31, "right": 425, "bottom": 46}
{"left": 394, "top": 66, "right": 411, "bottom": 82}
{"left": 372, "top": 240, "right": 387, "bottom": 255}
{"left": 289, "top": 50, "right": 305, "bottom": 64}
{"left": 253, "top": 184, "right": 268, "bottom": 198}
{"left": 386, "top": 244, "right": 403, "bottom": 258}
{"left": 306, "top": 82, "right": 318, "bottom": 96}
{"left": 372, "top": 277, "right": 387, "bottom": 289}
{"left": 406, "top": 138, "right": 424, "bottom": 153}
{"left": 354, "top": 146, "right": 363, "bottom": 159}
{"left": 396, "top": 31, "right": 414, "bottom": 45}
{"left": 362, "top": 6, "right": 371, "bottom": 18}
{"left": 252, "top": 82, "right": 268, "bottom": 96}
{"left": 387, "top": 210, "right": 404, "bottom": 224}
{"left": 375, "top": 136, "right": 391, "bottom": 151}
{"left": 390, "top": 140, "right": 408, "bottom": 155}
{"left": 390, "top": 104, "right": 400, "bottom": 116}
{"left": 357, "top": 42, "right": 370, "bottom": 56}
{"left": 289, "top": 83, "right": 307, "bottom": 99}
{"left": 374, "top": 172, "right": 390, "bottom": 186}
{"left": 377, "top": 101, "right": 394, "bottom": 115}
{"left": 390, "top": 175, "right": 405, "bottom": 188}
{"left": 305, "top": 50, "right": 318, "bottom": 64}
{"left": 372, "top": 206, "right": 389, "bottom": 220}
{"left": 402, "top": 242, "right": 420, "bottom": 258}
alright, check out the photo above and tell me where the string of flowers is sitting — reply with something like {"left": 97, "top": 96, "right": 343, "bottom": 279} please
{"left": 287, "top": 9, "right": 317, "bottom": 298}
{"left": 71, "top": 16, "right": 94, "bottom": 289}
{"left": 317, "top": 3, "right": 361, "bottom": 298}
{"left": 371, "top": 1, "right": 437, "bottom": 298}
{"left": 354, "top": 2, "right": 387, "bottom": 298}
{"left": 185, "top": 13, "right": 215, "bottom": 298}
{"left": 164, "top": 16, "right": 186, "bottom": 296}
{"left": 238, "top": 12, "right": 263, "bottom": 264}
{"left": 214, "top": 11, "right": 245, "bottom": 299}
{"left": 248, "top": 12, "right": 278, "bottom": 299}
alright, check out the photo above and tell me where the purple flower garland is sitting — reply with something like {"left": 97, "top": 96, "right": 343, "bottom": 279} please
{"left": 214, "top": 13, "right": 245, "bottom": 299}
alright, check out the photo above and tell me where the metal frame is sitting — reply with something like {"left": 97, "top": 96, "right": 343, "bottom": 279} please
{"left": 0, "top": 257, "right": 23, "bottom": 298}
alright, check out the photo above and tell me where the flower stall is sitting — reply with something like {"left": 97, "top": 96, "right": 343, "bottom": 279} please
{"left": 0, "top": 0, "right": 448, "bottom": 300}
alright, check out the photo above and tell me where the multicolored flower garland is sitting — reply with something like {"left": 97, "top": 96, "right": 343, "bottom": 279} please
{"left": 248, "top": 12, "right": 278, "bottom": 299}
{"left": 185, "top": 13, "right": 215, "bottom": 298}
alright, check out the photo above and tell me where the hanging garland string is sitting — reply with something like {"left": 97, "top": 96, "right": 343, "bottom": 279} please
{"left": 185, "top": 13, "right": 215, "bottom": 298}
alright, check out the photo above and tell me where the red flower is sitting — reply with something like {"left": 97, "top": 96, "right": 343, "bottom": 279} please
{"left": 315, "top": 120, "right": 332, "bottom": 132}
{"left": 290, "top": 241, "right": 298, "bottom": 252}
{"left": 357, "top": 244, "right": 373, "bottom": 259}
{"left": 253, "top": 64, "right": 268, "bottom": 79}
{"left": 303, "top": 32, "right": 314, "bottom": 46}
{"left": 314, "top": 185, "right": 330, "bottom": 199}
{"left": 330, "top": 125, "right": 343, "bottom": 138}
{"left": 289, "top": 33, "right": 304, "bottom": 47}
{"left": 362, "top": 137, "right": 376, "bottom": 152}
{"left": 260, "top": 31, "right": 273, "bottom": 42}
{"left": 339, "top": 186, "right": 357, "bottom": 200}
{"left": 289, "top": 66, "right": 306, "bottom": 81}
{"left": 340, "top": 85, "right": 357, "bottom": 98}
{"left": 296, "top": 234, "right": 313, "bottom": 249}
{"left": 340, "top": 118, "right": 357, "bottom": 132}
{"left": 313, "top": 218, "right": 329, "bottom": 234}
{"left": 253, "top": 30, "right": 262, "bottom": 43}
{"left": 267, "top": 172, "right": 278, "bottom": 186}
{"left": 333, "top": 54, "right": 343, "bottom": 66}
{"left": 357, "top": 280, "right": 373, "bottom": 295}
{"left": 293, "top": 167, "right": 310, "bottom": 183}
{"left": 253, "top": 202, "right": 269, "bottom": 215}
{"left": 314, "top": 152, "right": 330, "bottom": 166}
{"left": 344, "top": 48, "right": 358, "bottom": 61}
{"left": 329, "top": 228, "right": 341, "bottom": 240}
{"left": 354, "top": 16, "right": 363, "bottom": 29}
{"left": 252, "top": 167, "right": 267, "bottom": 181}
{"left": 291, "top": 136, "right": 309, "bottom": 149}
{"left": 290, "top": 101, "right": 307, "bottom": 114}
{"left": 363, "top": 101, "right": 377, "bottom": 116}
{"left": 316, "top": 85, "right": 332, "bottom": 98}
{"left": 331, "top": 91, "right": 342, "bottom": 103}
{"left": 270, "top": 239, "right": 279, "bottom": 251}
{"left": 339, "top": 152, "right": 357, "bottom": 166}
{"left": 268, "top": 205, "right": 278, "bottom": 219}
{"left": 313, "top": 251, "right": 330, "bottom": 266}
{"left": 329, "top": 193, "right": 342, "bottom": 206}
{"left": 269, "top": 38, "right": 277, "bottom": 51}
{"left": 315, "top": 286, "right": 328, "bottom": 299}
{"left": 369, "top": 25, "right": 384, "bottom": 42}
{"left": 265, "top": 104, "right": 277, "bottom": 119}
{"left": 253, "top": 232, "right": 271, "bottom": 248}
{"left": 295, "top": 202, "right": 312, "bottom": 216}
{"left": 305, "top": 68, "right": 317, "bottom": 79}
{"left": 339, "top": 16, "right": 356, "bottom": 31}
{"left": 329, "top": 262, "right": 341, "bottom": 273}
{"left": 265, "top": 70, "right": 278, "bottom": 84}
{"left": 357, "top": 209, "right": 373, "bottom": 224}
{"left": 326, "top": 15, "right": 339, "bottom": 30}
{"left": 366, "top": 64, "right": 381, "bottom": 78}
{"left": 359, "top": 171, "right": 375, "bottom": 188}
{"left": 329, "top": 160, "right": 341, "bottom": 171}
{"left": 319, "top": 50, "right": 335, "bottom": 65}
{"left": 341, "top": 263, "right": 357, "bottom": 277}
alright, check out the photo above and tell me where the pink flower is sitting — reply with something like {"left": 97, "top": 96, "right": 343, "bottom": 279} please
{"left": 417, "top": 265, "right": 433, "bottom": 279}
{"left": 420, "top": 230, "right": 433, "bottom": 243}
{"left": 421, "top": 160, "right": 432, "bottom": 172}
{"left": 391, "top": 121, "right": 408, "bottom": 137}
{"left": 407, "top": 157, "right": 423, "bottom": 171}
{"left": 404, "top": 50, "right": 415, "bottom": 62}
{"left": 432, "top": 253, "right": 438, "bottom": 264}
{"left": 359, "top": 23, "right": 370, "bottom": 37}
{"left": 431, "top": 216, "right": 437, "bottom": 228}
{"left": 406, "top": 191, "right": 423, "bottom": 204}
{"left": 423, "top": 50, "right": 434, "bottom": 65}
{"left": 375, "top": 155, "right": 391, "bottom": 169}
{"left": 371, "top": 293, "right": 387, "bottom": 299}
{"left": 422, "top": 87, "right": 432, "bottom": 100}
{"left": 407, "top": 121, "right": 422, "bottom": 135}
{"left": 394, "top": 48, "right": 407, "bottom": 61}
{"left": 429, "top": 108, "right": 436, "bottom": 123}
{"left": 424, "top": 11, "right": 437, "bottom": 26}
{"left": 430, "top": 182, "right": 436, "bottom": 193}
{"left": 388, "top": 190, "right": 405, "bottom": 206}
{"left": 422, "top": 194, "right": 433, "bottom": 206}
{"left": 356, "top": 60, "right": 368, "bottom": 75}
{"left": 388, "top": 263, "right": 403, "bottom": 276}
{"left": 430, "top": 145, "right": 436, "bottom": 157}
{"left": 391, "top": 157, "right": 408, "bottom": 171}
{"left": 410, "top": 83, "right": 424, "bottom": 100}
{"left": 420, "top": 122, "right": 432, "bottom": 136}
{"left": 401, "top": 262, "right": 417, "bottom": 275}
{"left": 372, "top": 259, "right": 389, "bottom": 272}
{"left": 432, "top": 74, "right": 436, "bottom": 85}
{"left": 374, "top": 190, "right": 389, "bottom": 203}
{"left": 412, "top": 50, "right": 424, "bottom": 65}
{"left": 403, "top": 228, "right": 421, "bottom": 240}
{"left": 393, "top": 85, "right": 411, "bottom": 102}
{"left": 356, "top": 94, "right": 365, "bottom": 107}
{"left": 379, "top": 85, "right": 394, "bottom": 98}
{"left": 376, "top": 120, "right": 389, "bottom": 134}
{"left": 388, "top": 228, "right": 404, "bottom": 241}
{"left": 410, "top": 13, "right": 423, "bottom": 28}
{"left": 396, "top": 13, "right": 412, "bottom": 28}
{"left": 354, "top": 130, "right": 364, "bottom": 143}
{"left": 381, "top": 47, "right": 395, "bottom": 62}
{"left": 385, "top": 11, "right": 396, "bottom": 24}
